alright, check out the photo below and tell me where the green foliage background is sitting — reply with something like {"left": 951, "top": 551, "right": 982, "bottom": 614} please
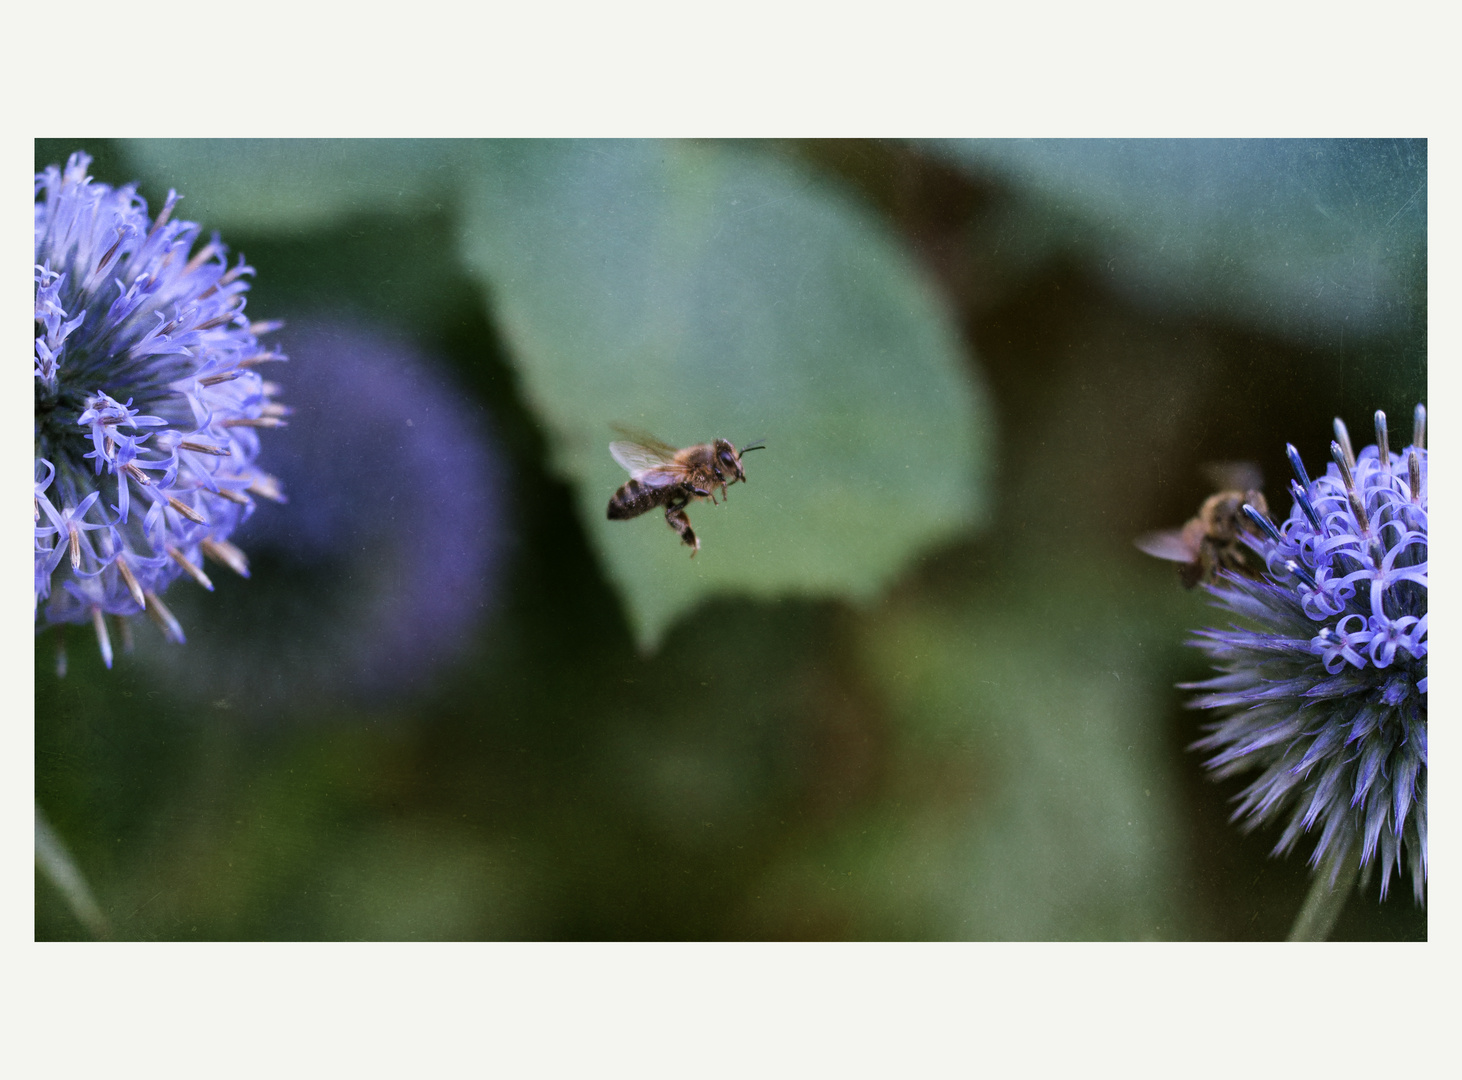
{"left": 35, "top": 138, "right": 1426, "bottom": 940}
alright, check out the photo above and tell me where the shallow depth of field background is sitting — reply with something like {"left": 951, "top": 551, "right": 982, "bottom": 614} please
{"left": 35, "top": 139, "right": 1426, "bottom": 940}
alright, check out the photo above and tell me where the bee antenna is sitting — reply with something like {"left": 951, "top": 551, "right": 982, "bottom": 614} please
{"left": 739, "top": 440, "right": 767, "bottom": 454}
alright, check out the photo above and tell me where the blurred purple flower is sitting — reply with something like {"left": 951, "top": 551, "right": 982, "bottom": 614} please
{"left": 145, "top": 319, "right": 509, "bottom": 711}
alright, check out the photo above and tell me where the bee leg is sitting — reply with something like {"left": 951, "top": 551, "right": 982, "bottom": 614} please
{"left": 664, "top": 505, "right": 700, "bottom": 554}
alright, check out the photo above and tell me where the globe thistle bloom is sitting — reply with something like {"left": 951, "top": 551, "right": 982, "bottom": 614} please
{"left": 1185, "top": 406, "right": 1427, "bottom": 903}
{"left": 34, "top": 152, "right": 287, "bottom": 667}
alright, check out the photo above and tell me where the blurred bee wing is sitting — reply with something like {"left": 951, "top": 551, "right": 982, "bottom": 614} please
{"left": 1201, "top": 461, "right": 1263, "bottom": 492}
{"left": 609, "top": 439, "right": 680, "bottom": 478}
{"left": 610, "top": 425, "right": 679, "bottom": 453}
{"left": 1135, "top": 528, "right": 1198, "bottom": 562}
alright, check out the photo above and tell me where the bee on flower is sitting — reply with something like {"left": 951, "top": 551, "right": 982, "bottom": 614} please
{"left": 1170, "top": 406, "right": 1426, "bottom": 911}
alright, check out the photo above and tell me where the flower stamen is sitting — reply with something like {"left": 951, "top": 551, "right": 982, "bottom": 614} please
{"left": 181, "top": 241, "right": 221, "bottom": 277}
{"left": 200, "top": 537, "right": 250, "bottom": 578}
{"left": 1290, "top": 480, "right": 1323, "bottom": 533}
{"left": 1333, "top": 418, "right": 1356, "bottom": 472}
{"left": 248, "top": 473, "right": 285, "bottom": 501}
{"left": 115, "top": 553, "right": 146, "bottom": 609}
{"left": 195, "top": 309, "right": 243, "bottom": 331}
{"left": 1286, "top": 443, "right": 1312, "bottom": 489}
{"left": 1330, "top": 440, "right": 1371, "bottom": 538}
{"left": 1284, "top": 559, "right": 1319, "bottom": 588}
{"left": 1242, "top": 504, "right": 1282, "bottom": 543}
{"left": 144, "top": 590, "right": 185, "bottom": 644}
{"left": 221, "top": 416, "right": 287, "bottom": 429}
{"left": 167, "top": 546, "right": 213, "bottom": 590}
{"left": 91, "top": 606, "right": 113, "bottom": 670}
{"left": 166, "top": 495, "right": 207, "bottom": 525}
{"left": 238, "top": 350, "right": 287, "bottom": 368}
{"left": 152, "top": 190, "right": 180, "bottom": 233}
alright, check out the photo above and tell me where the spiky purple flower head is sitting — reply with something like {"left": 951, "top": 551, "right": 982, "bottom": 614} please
{"left": 1186, "top": 406, "right": 1427, "bottom": 902}
{"left": 35, "top": 152, "right": 287, "bottom": 668}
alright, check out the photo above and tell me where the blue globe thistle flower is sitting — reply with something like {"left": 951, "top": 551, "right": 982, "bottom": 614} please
{"left": 1185, "top": 406, "right": 1427, "bottom": 903}
{"left": 34, "top": 152, "right": 287, "bottom": 669}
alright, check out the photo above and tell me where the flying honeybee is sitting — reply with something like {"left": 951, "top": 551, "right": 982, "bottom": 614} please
{"left": 1135, "top": 463, "right": 1269, "bottom": 588}
{"left": 606, "top": 429, "right": 766, "bottom": 555}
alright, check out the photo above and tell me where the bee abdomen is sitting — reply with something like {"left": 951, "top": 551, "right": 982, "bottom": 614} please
{"left": 607, "top": 478, "right": 663, "bottom": 520}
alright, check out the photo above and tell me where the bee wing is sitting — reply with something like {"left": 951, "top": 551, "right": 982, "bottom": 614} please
{"left": 1201, "top": 461, "right": 1263, "bottom": 492}
{"left": 609, "top": 438, "right": 682, "bottom": 480}
{"left": 610, "top": 425, "right": 679, "bottom": 454}
{"left": 1135, "top": 527, "right": 1199, "bottom": 563}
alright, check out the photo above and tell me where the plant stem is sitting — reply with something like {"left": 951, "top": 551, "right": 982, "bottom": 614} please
{"left": 35, "top": 803, "right": 111, "bottom": 940}
{"left": 1286, "top": 846, "right": 1361, "bottom": 942}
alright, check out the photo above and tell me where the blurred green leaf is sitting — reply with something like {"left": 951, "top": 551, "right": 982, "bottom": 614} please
{"left": 457, "top": 140, "right": 992, "bottom": 648}
{"left": 319, "top": 823, "right": 538, "bottom": 940}
{"left": 120, "top": 139, "right": 469, "bottom": 231}
{"left": 747, "top": 559, "right": 1192, "bottom": 939}
{"left": 934, "top": 138, "right": 1427, "bottom": 347}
